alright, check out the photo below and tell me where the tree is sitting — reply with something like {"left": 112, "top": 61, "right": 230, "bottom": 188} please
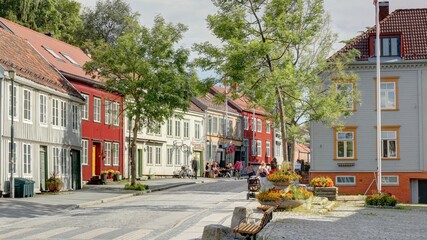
{"left": 0, "top": 0, "right": 82, "bottom": 44}
{"left": 84, "top": 16, "right": 199, "bottom": 185}
{"left": 193, "top": 0, "right": 358, "bottom": 168}
{"left": 77, "top": 0, "right": 140, "bottom": 46}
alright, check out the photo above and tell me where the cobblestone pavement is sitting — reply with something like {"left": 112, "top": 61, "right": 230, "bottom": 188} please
{"left": 259, "top": 202, "right": 427, "bottom": 240}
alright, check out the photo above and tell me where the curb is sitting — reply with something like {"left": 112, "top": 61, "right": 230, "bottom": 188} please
{"left": 73, "top": 182, "right": 197, "bottom": 209}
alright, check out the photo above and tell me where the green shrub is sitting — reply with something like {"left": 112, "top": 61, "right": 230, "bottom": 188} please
{"left": 124, "top": 183, "right": 149, "bottom": 191}
{"left": 365, "top": 193, "right": 398, "bottom": 207}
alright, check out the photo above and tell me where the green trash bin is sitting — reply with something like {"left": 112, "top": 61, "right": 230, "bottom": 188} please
{"left": 14, "top": 178, "right": 35, "bottom": 198}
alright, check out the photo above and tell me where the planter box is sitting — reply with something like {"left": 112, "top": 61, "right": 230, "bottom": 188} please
{"left": 314, "top": 187, "right": 338, "bottom": 201}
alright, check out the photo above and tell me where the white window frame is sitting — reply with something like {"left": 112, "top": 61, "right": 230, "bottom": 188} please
{"left": 9, "top": 83, "right": 17, "bottom": 119}
{"left": 175, "top": 120, "right": 181, "bottom": 137}
{"left": 236, "top": 119, "right": 241, "bottom": 138}
{"left": 195, "top": 121, "right": 201, "bottom": 140}
{"left": 23, "top": 143, "right": 32, "bottom": 175}
{"left": 382, "top": 131, "right": 397, "bottom": 158}
{"left": 244, "top": 116, "right": 248, "bottom": 130}
{"left": 60, "top": 101, "right": 67, "bottom": 128}
{"left": 184, "top": 120, "right": 190, "bottom": 139}
{"left": 72, "top": 104, "right": 79, "bottom": 131}
{"left": 23, "top": 89, "right": 32, "bottom": 122}
{"left": 113, "top": 102, "right": 120, "bottom": 126}
{"left": 155, "top": 147, "right": 161, "bottom": 165}
{"left": 61, "top": 148, "right": 67, "bottom": 177}
{"left": 207, "top": 115, "right": 212, "bottom": 134}
{"left": 266, "top": 121, "right": 271, "bottom": 134}
{"left": 257, "top": 119, "right": 262, "bottom": 133}
{"left": 381, "top": 175, "right": 399, "bottom": 186}
{"left": 336, "top": 131, "right": 355, "bottom": 159}
{"left": 105, "top": 100, "right": 111, "bottom": 125}
{"left": 266, "top": 141, "right": 271, "bottom": 157}
{"left": 113, "top": 143, "right": 119, "bottom": 166}
{"left": 212, "top": 116, "right": 218, "bottom": 134}
{"left": 167, "top": 119, "right": 173, "bottom": 137}
{"left": 82, "top": 94, "right": 89, "bottom": 120}
{"left": 380, "top": 82, "right": 396, "bottom": 110}
{"left": 104, "top": 142, "right": 112, "bottom": 165}
{"left": 52, "top": 98, "right": 60, "bottom": 127}
{"left": 39, "top": 94, "right": 48, "bottom": 125}
{"left": 252, "top": 117, "right": 256, "bottom": 132}
{"left": 257, "top": 140, "right": 262, "bottom": 157}
{"left": 82, "top": 139, "right": 88, "bottom": 165}
{"left": 147, "top": 146, "right": 153, "bottom": 165}
{"left": 167, "top": 146, "right": 173, "bottom": 165}
{"left": 53, "top": 147, "right": 60, "bottom": 174}
{"left": 175, "top": 150, "right": 181, "bottom": 165}
{"left": 336, "top": 176, "right": 356, "bottom": 186}
{"left": 8, "top": 141, "right": 17, "bottom": 174}
{"left": 94, "top": 97, "right": 101, "bottom": 123}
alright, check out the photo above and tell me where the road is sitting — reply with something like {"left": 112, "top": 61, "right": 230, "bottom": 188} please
{"left": 0, "top": 179, "right": 253, "bottom": 240}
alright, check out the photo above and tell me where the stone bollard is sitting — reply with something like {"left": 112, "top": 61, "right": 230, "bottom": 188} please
{"left": 230, "top": 206, "right": 255, "bottom": 229}
{"left": 201, "top": 224, "right": 233, "bottom": 240}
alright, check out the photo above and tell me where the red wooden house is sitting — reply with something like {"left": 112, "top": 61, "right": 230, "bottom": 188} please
{"left": 0, "top": 18, "right": 125, "bottom": 181}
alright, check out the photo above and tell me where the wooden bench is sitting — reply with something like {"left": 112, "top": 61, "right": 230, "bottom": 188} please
{"left": 233, "top": 206, "right": 275, "bottom": 240}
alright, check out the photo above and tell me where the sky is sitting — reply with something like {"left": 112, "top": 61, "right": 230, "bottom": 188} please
{"left": 78, "top": 0, "right": 426, "bottom": 52}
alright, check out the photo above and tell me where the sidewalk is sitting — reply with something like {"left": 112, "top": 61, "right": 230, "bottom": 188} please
{"left": 1, "top": 177, "right": 216, "bottom": 209}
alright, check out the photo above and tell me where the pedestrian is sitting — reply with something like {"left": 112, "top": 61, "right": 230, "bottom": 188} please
{"left": 295, "top": 159, "right": 302, "bottom": 175}
{"left": 234, "top": 160, "right": 243, "bottom": 180}
{"left": 191, "top": 158, "right": 199, "bottom": 179}
{"left": 256, "top": 162, "right": 270, "bottom": 191}
{"left": 246, "top": 163, "right": 255, "bottom": 178}
{"left": 205, "top": 162, "right": 211, "bottom": 178}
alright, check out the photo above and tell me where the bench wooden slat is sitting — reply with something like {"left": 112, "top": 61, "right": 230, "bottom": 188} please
{"left": 233, "top": 206, "right": 275, "bottom": 237}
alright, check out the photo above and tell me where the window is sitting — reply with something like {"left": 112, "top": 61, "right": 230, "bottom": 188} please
{"left": 208, "top": 115, "right": 212, "bottom": 134}
{"left": 251, "top": 139, "right": 256, "bottom": 156}
{"left": 72, "top": 104, "right": 78, "bottom": 131}
{"left": 336, "top": 83, "right": 354, "bottom": 110}
{"left": 61, "top": 148, "right": 67, "bottom": 175}
{"left": 336, "top": 176, "right": 356, "bottom": 186}
{"left": 266, "top": 141, "right": 271, "bottom": 157}
{"left": 42, "top": 46, "right": 64, "bottom": 60}
{"left": 266, "top": 121, "right": 271, "bottom": 134}
{"left": 8, "top": 141, "right": 16, "bottom": 174}
{"left": 53, "top": 147, "right": 60, "bottom": 173}
{"left": 212, "top": 116, "right": 218, "bottom": 134}
{"left": 23, "top": 89, "right": 31, "bottom": 121}
{"left": 380, "top": 81, "right": 397, "bottom": 110}
{"left": 381, "top": 126, "right": 400, "bottom": 159}
{"left": 167, "top": 147, "right": 173, "bottom": 165}
{"left": 228, "top": 119, "right": 233, "bottom": 136}
{"left": 244, "top": 116, "right": 248, "bottom": 130}
{"left": 184, "top": 120, "right": 190, "bottom": 138}
{"left": 82, "top": 94, "right": 89, "bottom": 120}
{"left": 236, "top": 120, "right": 241, "bottom": 137}
{"left": 147, "top": 146, "right": 153, "bottom": 165}
{"left": 374, "top": 37, "right": 401, "bottom": 57}
{"left": 104, "top": 142, "right": 111, "bottom": 165}
{"left": 40, "top": 94, "right": 47, "bottom": 125}
{"left": 167, "top": 119, "right": 173, "bottom": 136}
{"left": 195, "top": 121, "right": 201, "bottom": 140}
{"left": 60, "top": 52, "right": 80, "bottom": 66}
{"left": 113, "top": 102, "right": 120, "bottom": 126}
{"left": 175, "top": 150, "right": 181, "bottom": 165}
{"left": 52, "top": 99, "right": 59, "bottom": 126}
{"left": 94, "top": 97, "right": 101, "bottom": 122}
{"left": 175, "top": 120, "right": 181, "bottom": 137}
{"left": 105, "top": 100, "right": 111, "bottom": 124}
{"left": 257, "top": 140, "right": 262, "bottom": 157}
{"left": 220, "top": 118, "right": 226, "bottom": 135}
{"left": 275, "top": 141, "right": 282, "bottom": 157}
{"left": 113, "top": 143, "right": 119, "bottom": 165}
{"left": 82, "top": 139, "right": 88, "bottom": 165}
{"left": 61, "top": 101, "right": 67, "bottom": 127}
{"left": 155, "top": 147, "right": 161, "bottom": 165}
{"left": 23, "top": 143, "right": 32, "bottom": 175}
{"left": 9, "top": 84, "right": 17, "bottom": 118}
{"left": 252, "top": 117, "right": 256, "bottom": 132}
{"left": 334, "top": 127, "right": 357, "bottom": 160}
{"left": 382, "top": 175, "right": 399, "bottom": 186}
{"left": 257, "top": 119, "right": 262, "bottom": 133}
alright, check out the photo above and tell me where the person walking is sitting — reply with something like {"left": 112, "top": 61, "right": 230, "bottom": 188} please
{"left": 256, "top": 162, "right": 270, "bottom": 191}
{"left": 246, "top": 163, "right": 255, "bottom": 178}
{"left": 191, "top": 158, "right": 199, "bottom": 179}
{"left": 234, "top": 160, "right": 243, "bottom": 180}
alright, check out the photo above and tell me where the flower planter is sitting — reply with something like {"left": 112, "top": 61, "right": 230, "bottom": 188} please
{"left": 271, "top": 181, "right": 293, "bottom": 190}
{"left": 314, "top": 187, "right": 338, "bottom": 201}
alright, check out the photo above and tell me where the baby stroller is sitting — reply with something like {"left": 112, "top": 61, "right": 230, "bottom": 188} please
{"left": 246, "top": 176, "right": 260, "bottom": 200}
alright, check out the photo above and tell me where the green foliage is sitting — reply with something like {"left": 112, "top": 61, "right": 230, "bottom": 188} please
{"left": 365, "top": 193, "right": 398, "bottom": 207}
{"left": 0, "top": 0, "right": 83, "bottom": 44}
{"left": 124, "top": 183, "right": 149, "bottom": 191}
{"left": 194, "top": 0, "right": 359, "bottom": 165}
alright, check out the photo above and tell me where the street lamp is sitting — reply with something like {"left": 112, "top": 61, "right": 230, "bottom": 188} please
{"left": 9, "top": 68, "right": 15, "bottom": 198}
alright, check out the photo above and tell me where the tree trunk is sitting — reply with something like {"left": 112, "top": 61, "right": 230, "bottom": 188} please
{"left": 131, "top": 116, "right": 140, "bottom": 186}
{"left": 275, "top": 87, "right": 290, "bottom": 169}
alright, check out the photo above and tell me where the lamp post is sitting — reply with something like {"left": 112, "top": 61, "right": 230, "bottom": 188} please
{"left": 8, "top": 68, "right": 15, "bottom": 198}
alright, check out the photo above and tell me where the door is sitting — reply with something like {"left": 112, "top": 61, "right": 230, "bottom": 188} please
{"left": 39, "top": 146, "right": 48, "bottom": 191}
{"left": 71, "top": 149, "right": 81, "bottom": 190}
{"left": 92, "top": 142, "right": 102, "bottom": 175}
{"left": 194, "top": 151, "right": 201, "bottom": 176}
{"left": 419, "top": 180, "right": 427, "bottom": 204}
{"left": 92, "top": 146, "right": 96, "bottom": 176}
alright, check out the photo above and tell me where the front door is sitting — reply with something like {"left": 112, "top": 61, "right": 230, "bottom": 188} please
{"left": 419, "top": 180, "right": 427, "bottom": 204}
{"left": 71, "top": 149, "right": 81, "bottom": 190}
{"left": 39, "top": 146, "right": 48, "bottom": 191}
{"left": 92, "top": 142, "right": 102, "bottom": 175}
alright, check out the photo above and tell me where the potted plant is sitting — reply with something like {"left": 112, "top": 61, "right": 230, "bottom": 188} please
{"left": 113, "top": 171, "right": 122, "bottom": 181}
{"left": 267, "top": 168, "right": 301, "bottom": 189}
{"left": 256, "top": 186, "right": 313, "bottom": 209}
{"left": 101, "top": 171, "right": 108, "bottom": 183}
{"left": 107, "top": 169, "right": 115, "bottom": 179}
{"left": 310, "top": 176, "right": 334, "bottom": 187}
{"left": 46, "top": 172, "right": 63, "bottom": 192}
{"left": 310, "top": 176, "right": 337, "bottom": 200}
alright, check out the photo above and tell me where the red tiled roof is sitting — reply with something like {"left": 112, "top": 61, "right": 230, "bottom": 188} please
{"left": 188, "top": 101, "right": 204, "bottom": 113}
{"left": 0, "top": 28, "right": 82, "bottom": 99}
{"left": 296, "top": 143, "right": 310, "bottom": 153}
{"left": 333, "top": 8, "right": 427, "bottom": 61}
{"left": 193, "top": 92, "right": 240, "bottom": 115}
{"left": 210, "top": 85, "right": 267, "bottom": 115}
{"left": 0, "top": 17, "right": 100, "bottom": 82}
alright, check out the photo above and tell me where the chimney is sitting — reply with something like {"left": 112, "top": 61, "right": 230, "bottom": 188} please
{"left": 379, "top": 1, "right": 389, "bottom": 21}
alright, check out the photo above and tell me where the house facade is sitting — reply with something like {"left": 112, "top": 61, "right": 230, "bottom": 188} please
{"left": 123, "top": 101, "right": 205, "bottom": 178}
{"left": 0, "top": 18, "right": 125, "bottom": 182}
{"left": 0, "top": 29, "right": 84, "bottom": 195}
{"left": 310, "top": 3, "right": 427, "bottom": 203}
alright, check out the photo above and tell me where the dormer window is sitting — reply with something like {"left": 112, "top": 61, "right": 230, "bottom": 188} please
{"left": 42, "top": 45, "right": 64, "bottom": 61}
{"left": 370, "top": 35, "right": 401, "bottom": 57}
{"left": 60, "top": 52, "right": 80, "bottom": 66}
